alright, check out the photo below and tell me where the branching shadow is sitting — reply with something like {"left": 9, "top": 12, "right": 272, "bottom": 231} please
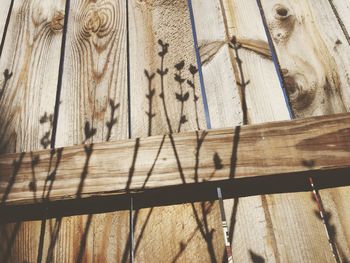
{"left": 172, "top": 130, "right": 219, "bottom": 262}
{"left": 157, "top": 39, "right": 172, "bottom": 134}
{"left": 106, "top": 99, "right": 120, "bottom": 142}
{"left": 0, "top": 152, "right": 25, "bottom": 207}
{"left": 174, "top": 60, "right": 189, "bottom": 133}
{"left": 37, "top": 114, "right": 64, "bottom": 263}
{"left": 145, "top": 70, "right": 156, "bottom": 137}
{"left": 40, "top": 112, "right": 54, "bottom": 149}
{"left": 76, "top": 121, "right": 95, "bottom": 198}
{"left": 229, "top": 36, "right": 250, "bottom": 125}
{"left": 187, "top": 64, "right": 200, "bottom": 130}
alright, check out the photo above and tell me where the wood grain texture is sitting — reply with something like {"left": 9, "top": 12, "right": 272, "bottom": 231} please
{"left": 128, "top": 0, "right": 225, "bottom": 261}
{"left": 0, "top": 0, "right": 65, "bottom": 153}
{"left": 0, "top": 112, "right": 349, "bottom": 206}
{"left": 56, "top": 0, "right": 128, "bottom": 146}
{"left": 191, "top": 0, "right": 243, "bottom": 128}
{"left": 0, "top": 0, "right": 12, "bottom": 47}
{"left": 261, "top": 0, "right": 350, "bottom": 118}
{"left": 50, "top": 0, "right": 130, "bottom": 262}
{"left": 261, "top": 0, "right": 350, "bottom": 260}
{"left": 194, "top": 0, "right": 345, "bottom": 261}
{"left": 0, "top": 0, "right": 66, "bottom": 262}
{"left": 329, "top": 0, "right": 350, "bottom": 44}
{"left": 191, "top": 1, "right": 294, "bottom": 261}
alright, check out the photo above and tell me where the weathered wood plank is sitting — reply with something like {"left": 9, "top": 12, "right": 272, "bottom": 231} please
{"left": 0, "top": 113, "right": 349, "bottom": 206}
{"left": 0, "top": 0, "right": 66, "bottom": 262}
{"left": 261, "top": 0, "right": 350, "bottom": 118}
{"left": 50, "top": 0, "right": 130, "bottom": 261}
{"left": 128, "top": 0, "right": 225, "bottom": 261}
{"left": 261, "top": 0, "right": 350, "bottom": 260}
{"left": 0, "top": 0, "right": 12, "bottom": 50}
{"left": 223, "top": 0, "right": 342, "bottom": 261}
{"left": 191, "top": 0, "right": 243, "bottom": 128}
{"left": 192, "top": 0, "right": 327, "bottom": 261}
{"left": 0, "top": 0, "right": 65, "bottom": 153}
{"left": 56, "top": 0, "right": 128, "bottom": 146}
{"left": 191, "top": 1, "right": 284, "bottom": 261}
{"left": 329, "top": 0, "right": 350, "bottom": 43}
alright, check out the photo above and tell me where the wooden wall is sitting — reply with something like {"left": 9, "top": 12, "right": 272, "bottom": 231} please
{"left": 0, "top": 0, "right": 349, "bottom": 262}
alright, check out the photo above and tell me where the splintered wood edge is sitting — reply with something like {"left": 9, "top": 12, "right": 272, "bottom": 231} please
{"left": 0, "top": 113, "right": 349, "bottom": 206}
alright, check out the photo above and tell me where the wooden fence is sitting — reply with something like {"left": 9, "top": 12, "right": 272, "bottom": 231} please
{"left": 0, "top": 0, "right": 350, "bottom": 262}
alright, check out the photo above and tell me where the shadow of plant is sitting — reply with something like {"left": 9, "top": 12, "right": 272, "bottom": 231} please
{"left": 0, "top": 69, "right": 12, "bottom": 101}
{"left": 229, "top": 36, "right": 250, "bottom": 125}
{"left": 39, "top": 112, "right": 54, "bottom": 149}
{"left": 106, "top": 99, "right": 120, "bottom": 142}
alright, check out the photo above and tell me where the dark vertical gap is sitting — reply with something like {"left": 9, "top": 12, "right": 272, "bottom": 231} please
{"left": 255, "top": 0, "right": 295, "bottom": 119}
{"left": 51, "top": 0, "right": 71, "bottom": 148}
{"left": 130, "top": 195, "right": 134, "bottom": 263}
{"left": 126, "top": 0, "right": 132, "bottom": 139}
{"left": 126, "top": 1, "right": 133, "bottom": 262}
{"left": 36, "top": 0, "right": 71, "bottom": 261}
{"left": 328, "top": 0, "right": 350, "bottom": 46}
{"left": 0, "top": 0, "right": 15, "bottom": 58}
{"left": 187, "top": 0, "right": 212, "bottom": 130}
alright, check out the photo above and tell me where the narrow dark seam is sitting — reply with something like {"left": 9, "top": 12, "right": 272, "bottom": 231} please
{"left": 126, "top": 2, "right": 134, "bottom": 262}
{"left": 0, "top": 0, "right": 15, "bottom": 58}
{"left": 187, "top": 0, "right": 211, "bottom": 129}
{"left": 51, "top": 0, "right": 71, "bottom": 148}
{"left": 328, "top": 0, "right": 350, "bottom": 46}
{"left": 126, "top": 0, "right": 132, "bottom": 139}
{"left": 256, "top": 0, "right": 294, "bottom": 119}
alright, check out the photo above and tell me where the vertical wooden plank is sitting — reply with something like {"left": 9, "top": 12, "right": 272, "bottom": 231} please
{"left": 128, "top": 0, "right": 225, "bottom": 261}
{"left": 192, "top": 0, "right": 340, "bottom": 262}
{"left": 51, "top": 0, "right": 130, "bottom": 262}
{"left": 0, "top": 0, "right": 12, "bottom": 46}
{"left": 261, "top": 0, "right": 350, "bottom": 260}
{"left": 56, "top": 0, "right": 128, "bottom": 146}
{"left": 190, "top": 1, "right": 243, "bottom": 128}
{"left": 329, "top": 0, "right": 350, "bottom": 42}
{"left": 192, "top": 0, "right": 289, "bottom": 262}
{"left": 0, "top": 0, "right": 66, "bottom": 262}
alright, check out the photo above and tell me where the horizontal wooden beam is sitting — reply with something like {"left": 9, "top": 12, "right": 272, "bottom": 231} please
{"left": 0, "top": 113, "right": 349, "bottom": 207}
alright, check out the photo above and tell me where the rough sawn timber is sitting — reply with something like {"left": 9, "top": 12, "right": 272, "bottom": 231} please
{"left": 261, "top": 0, "right": 350, "bottom": 259}
{"left": 128, "top": 0, "right": 224, "bottom": 261}
{"left": 0, "top": 113, "right": 349, "bottom": 206}
{"left": 0, "top": 0, "right": 66, "bottom": 262}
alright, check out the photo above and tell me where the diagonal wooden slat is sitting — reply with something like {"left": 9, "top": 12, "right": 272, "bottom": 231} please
{"left": 0, "top": 113, "right": 349, "bottom": 207}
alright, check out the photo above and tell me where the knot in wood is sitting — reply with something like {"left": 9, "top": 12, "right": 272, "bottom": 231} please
{"left": 274, "top": 4, "right": 290, "bottom": 20}
{"left": 283, "top": 72, "right": 316, "bottom": 111}
{"left": 50, "top": 11, "right": 64, "bottom": 32}
{"left": 85, "top": 10, "right": 102, "bottom": 34}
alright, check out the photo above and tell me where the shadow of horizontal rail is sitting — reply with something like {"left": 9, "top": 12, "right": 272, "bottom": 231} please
{"left": 0, "top": 112, "right": 350, "bottom": 223}
{"left": 1, "top": 167, "right": 350, "bottom": 223}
